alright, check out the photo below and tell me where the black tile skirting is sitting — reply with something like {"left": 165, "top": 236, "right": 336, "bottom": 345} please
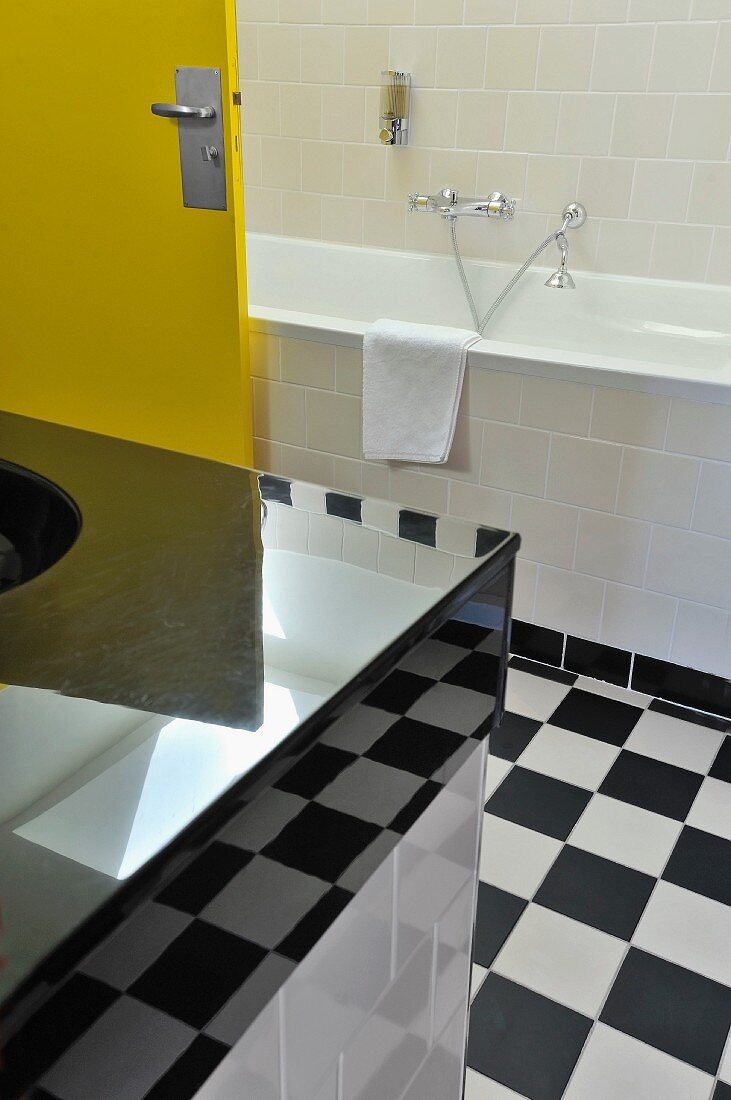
{"left": 511, "top": 619, "right": 731, "bottom": 723}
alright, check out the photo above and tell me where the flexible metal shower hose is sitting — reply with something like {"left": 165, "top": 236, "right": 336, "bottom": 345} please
{"left": 449, "top": 215, "right": 571, "bottom": 336}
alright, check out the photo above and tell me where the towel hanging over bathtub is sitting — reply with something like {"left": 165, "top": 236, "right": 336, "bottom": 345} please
{"left": 362, "top": 318, "right": 480, "bottom": 463}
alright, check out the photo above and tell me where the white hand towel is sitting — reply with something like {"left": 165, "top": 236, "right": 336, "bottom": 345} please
{"left": 362, "top": 318, "right": 479, "bottom": 463}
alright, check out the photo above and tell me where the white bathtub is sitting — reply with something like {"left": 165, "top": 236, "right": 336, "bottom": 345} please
{"left": 247, "top": 233, "right": 731, "bottom": 404}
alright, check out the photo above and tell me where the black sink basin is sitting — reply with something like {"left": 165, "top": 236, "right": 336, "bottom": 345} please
{"left": 0, "top": 461, "right": 81, "bottom": 594}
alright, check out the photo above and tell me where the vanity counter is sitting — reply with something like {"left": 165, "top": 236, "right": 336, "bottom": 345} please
{"left": 0, "top": 411, "right": 518, "bottom": 1098}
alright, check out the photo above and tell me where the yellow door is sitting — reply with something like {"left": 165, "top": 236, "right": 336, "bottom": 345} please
{"left": 1, "top": 0, "right": 251, "bottom": 465}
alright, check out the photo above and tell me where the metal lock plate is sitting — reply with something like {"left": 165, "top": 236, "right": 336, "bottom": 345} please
{"left": 174, "top": 66, "right": 226, "bottom": 211}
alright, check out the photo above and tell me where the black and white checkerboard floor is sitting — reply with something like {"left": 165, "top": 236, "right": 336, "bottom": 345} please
{"left": 467, "top": 656, "right": 731, "bottom": 1100}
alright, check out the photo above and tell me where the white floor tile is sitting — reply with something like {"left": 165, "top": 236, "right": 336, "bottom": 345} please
{"left": 479, "top": 814, "right": 562, "bottom": 900}
{"left": 632, "top": 880, "right": 731, "bottom": 987}
{"left": 516, "top": 724, "right": 620, "bottom": 791}
{"left": 624, "top": 709, "right": 726, "bottom": 775}
{"left": 720, "top": 1032, "right": 731, "bottom": 1084}
{"left": 564, "top": 1023, "right": 713, "bottom": 1100}
{"left": 484, "top": 755, "right": 512, "bottom": 800}
{"left": 686, "top": 776, "right": 731, "bottom": 842}
{"left": 505, "top": 668, "right": 572, "bottom": 723}
{"left": 492, "top": 904, "right": 626, "bottom": 1017}
{"left": 567, "top": 793, "right": 682, "bottom": 877}
{"left": 470, "top": 963, "right": 488, "bottom": 1001}
{"left": 464, "top": 1068, "right": 526, "bottom": 1099}
{"left": 574, "top": 676, "right": 653, "bottom": 709}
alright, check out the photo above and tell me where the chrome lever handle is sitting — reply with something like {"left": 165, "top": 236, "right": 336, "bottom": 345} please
{"left": 151, "top": 102, "right": 216, "bottom": 119}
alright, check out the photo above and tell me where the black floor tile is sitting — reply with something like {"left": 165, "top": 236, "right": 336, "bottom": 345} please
{"left": 599, "top": 750, "right": 704, "bottom": 821}
{"left": 442, "top": 650, "right": 501, "bottom": 696}
{"left": 509, "top": 656, "right": 577, "bottom": 686}
{"left": 710, "top": 736, "right": 731, "bottom": 783}
{"left": 486, "top": 766, "right": 591, "bottom": 841}
{"left": 277, "top": 886, "right": 353, "bottom": 963}
{"left": 473, "top": 883, "right": 527, "bottom": 969}
{"left": 145, "top": 1035, "right": 228, "bottom": 1099}
{"left": 156, "top": 843, "right": 253, "bottom": 915}
{"left": 511, "top": 620, "right": 564, "bottom": 667}
{"left": 364, "top": 717, "right": 466, "bottom": 779}
{"left": 363, "top": 669, "right": 435, "bottom": 714}
{"left": 433, "top": 619, "right": 489, "bottom": 650}
{"left": 662, "top": 826, "right": 731, "bottom": 907}
{"left": 563, "top": 637, "right": 631, "bottom": 688}
{"left": 489, "top": 712, "right": 542, "bottom": 762}
{"left": 534, "top": 846, "right": 654, "bottom": 940}
{"left": 600, "top": 947, "right": 731, "bottom": 1075}
{"left": 468, "top": 973, "right": 592, "bottom": 1100}
{"left": 262, "top": 802, "right": 381, "bottom": 882}
{"left": 274, "top": 743, "right": 356, "bottom": 800}
{"left": 649, "top": 698, "right": 730, "bottom": 733}
{"left": 548, "top": 688, "right": 642, "bottom": 747}
{"left": 129, "top": 920, "right": 266, "bottom": 1030}
{"left": 714, "top": 1083, "right": 731, "bottom": 1100}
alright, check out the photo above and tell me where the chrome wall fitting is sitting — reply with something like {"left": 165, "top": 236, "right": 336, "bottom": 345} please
{"left": 408, "top": 188, "right": 516, "bottom": 220}
{"left": 379, "top": 70, "right": 411, "bottom": 146}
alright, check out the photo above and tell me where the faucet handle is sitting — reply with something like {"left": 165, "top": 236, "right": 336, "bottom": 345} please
{"left": 439, "top": 187, "right": 459, "bottom": 205}
{"left": 486, "top": 192, "right": 517, "bottom": 219}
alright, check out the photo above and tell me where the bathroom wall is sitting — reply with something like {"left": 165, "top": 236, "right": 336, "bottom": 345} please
{"left": 251, "top": 332, "right": 731, "bottom": 682}
{"left": 237, "top": 0, "right": 731, "bottom": 284}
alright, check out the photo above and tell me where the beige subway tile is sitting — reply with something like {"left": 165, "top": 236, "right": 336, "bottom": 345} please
{"left": 513, "top": 558, "right": 538, "bottom": 621}
{"left": 258, "top": 25, "right": 301, "bottom": 82}
{"left": 523, "top": 156, "right": 581, "bottom": 215}
{"left": 389, "top": 26, "right": 439, "bottom": 87}
{"left": 592, "top": 25, "right": 655, "bottom": 92}
{"left": 280, "top": 444, "right": 334, "bottom": 485}
{"left": 521, "top": 377, "right": 593, "bottom": 435}
{"left": 282, "top": 190, "right": 323, "bottom": 239}
{"left": 253, "top": 378, "right": 306, "bottom": 446}
{"left": 577, "top": 159, "right": 634, "bottom": 219}
{"left": 694, "top": 0, "right": 731, "bottom": 15}
{"left": 482, "top": 422, "right": 551, "bottom": 496}
{"left": 301, "top": 26, "right": 345, "bottom": 84}
{"left": 242, "top": 80, "right": 280, "bottom": 135}
{"left": 363, "top": 199, "right": 406, "bottom": 249}
{"left": 571, "top": 0, "right": 626, "bottom": 17}
{"left": 389, "top": 467, "right": 449, "bottom": 512}
{"left": 279, "top": 0, "right": 321, "bottom": 21}
{"left": 651, "top": 224, "right": 714, "bottom": 283}
{"left": 368, "top": 0, "right": 414, "bottom": 21}
{"left": 384, "top": 146, "right": 431, "bottom": 201}
{"left": 490, "top": 210, "right": 551, "bottom": 264}
{"left": 650, "top": 22, "right": 717, "bottom": 92}
{"left": 630, "top": 0, "right": 689, "bottom": 17}
{"left": 711, "top": 21, "right": 731, "bottom": 92}
{"left": 485, "top": 26, "right": 540, "bottom": 90}
{"left": 306, "top": 388, "right": 362, "bottom": 457}
{"left": 331, "top": 456, "right": 363, "bottom": 492}
{"left": 243, "top": 133, "right": 263, "bottom": 186}
{"left": 343, "top": 523, "right": 379, "bottom": 570}
{"left": 476, "top": 153, "right": 528, "bottom": 204}
{"left": 455, "top": 82, "right": 508, "bottom": 142}
{"left": 343, "top": 144, "right": 386, "bottom": 199}
{"left": 511, "top": 495, "right": 579, "bottom": 569}
{"left": 261, "top": 136, "right": 302, "bottom": 190}
{"left": 344, "top": 26, "right": 389, "bottom": 85}
{"left": 301, "top": 140, "right": 343, "bottom": 194}
{"left": 707, "top": 229, "right": 731, "bottom": 285}
{"left": 415, "top": 0, "right": 464, "bottom": 23}
{"left": 378, "top": 534, "right": 416, "bottom": 581}
{"left": 280, "top": 84, "right": 322, "bottom": 140}
{"left": 244, "top": 186, "right": 283, "bottom": 233}
{"left": 426, "top": 417, "right": 483, "bottom": 484}
{"left": 436, "top": 27, "right": 488, "bottom": 89}
{"left": 600, "top": 583, "right": 677, "bottom": 661}
{"left": 617, "top": 448, "right": 701, "bottom": 528}
{"left": 536, "top": 26, "right": 594, "bottom": 92}
{"left": 464, "top": 0, "right": 516, "bottom": 22}
{"left": 505, "top": 93, "right": 561, "bottom": 154}
{"left": 555, "top": 93, "right": 615, "bottom": 157}
{"left": 546, "top": 435, "right": 622, "bottom": 512}
{"left": 595, "top": 220, "right": 655, "bottom": 278}
{"left": 323, "top": 195, "right": 364, "bottom": 244}
{"left": 534, "top": 565, "right": 605, "bottom": 641}
{"left": 516, "top": 0, "right": 570, "bottom": 21}
{"left": 238, "top": 24, "right": 258, "bottom": 81}
{"left": 323, "top": 0, "right": 367, "bottom": 21}
{"left": 281, "top": 338, "right": 335, "bottom": 389}
{"left": 575, "top": 511, "right": 652, "bottom": 587}
{"left": 363, "top": 460, "right": 390, "bottom": 499}
{"left": 630, "top": 161, "right": 694, "bottom": 224}
{"left": 688, "top": 163, "right": 731, "bottom": 227}
{"left": 611, "top": 95, "right": 674, "bottom": 158}
{"left": 692, "top": 462, "right": 731, "bottom": 540}
{"left": 449, "top": 481, "right": 512, "bottom": 528}
{"left": 591, "top": 388, "right": 669, "bottom": 449}
{"left": 413, "top": 90, "right": 459, "bottom": 148}
{"left": 415, "top": 545, "right": 455, "bottom": 588}
{"left": 253, "top": 437, "right": 282, "bottom": 474}
{"left": 667, "top": 399, "right": 731, "bottom": 461}
{"left": 668, "top": 94, "right": 731, "bottom": 161}
{"left": 309, "top": 513, "right": 345, "bottom": 559}
{"left": 237, "top": 0, "right": 277, "bottom": 18}
{"left": 335, "top": 347, "right": 364, "bottom": 396}
{"left": 322, "top": 87, "right": 366, "bottom": 143}
{"left": 249, "top": 332, "right": 281, "bottom": 380}
{"left": 645, "top": 526, "right": 731, "bottom": 610}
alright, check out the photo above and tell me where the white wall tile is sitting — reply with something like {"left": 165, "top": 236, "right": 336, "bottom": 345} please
{"left": 617, "top": 448, "right": 700, "bottom": 529}
{"left": 486, "top": 26, "right": 540, "bottom": 90}
{"left": 645, "top": 526, "right": 731, "bottom": 609}
{"left": 546, "top": 436, "right": 622, "bottom": 512}
{"left": 592, "top": 25, "right": 655, "bottom": 92}
{"left": 449, "top": 481, "right": 512, "bottom": 528}
{"left": 537, "top": 26, "right": 595, "bottom": 91}
{"left": 520, "top": 376, "right": 593, "bottom": 435}
{"left": 505, "top": 93, "right": 561, "bottom": 153}
{"left": 710, "top": 21, "right": 731, "bottom": 92}
{"left": 692, "top": 461, "right": 731, "bottom": 540}
{"left": 671, "top": 600, "right": 731, "bottom": 679}
{"left": 534, "top": 565, "right": 605, "bottom": 639}
{"left": 481, "top": 422, "right": 551, "bottom": 497}
{"left": 511, "top": 495, "right": 579, "bottom": 569}
{"left": 668, "top": 94, "right": 731, "bottom": 161}
{"left": 630, "top": 161, "right": 694, "bottom": 224}
{"left": 575, "top": 510, "right": 651, "bottom": 586}
{"left": 666, "top": 399, "right": 731, "bottom": 462}
{"left": 600, "top": 582, "right": 677, "bottom": 660}
{"left": 591, "top": 388, "right": 669, "bottom": 449}
{"left": 650, "top": 22, "right": 717, "bottom": 91}
{"left": 610, "top": 95, "right": 674, "bottom": 158}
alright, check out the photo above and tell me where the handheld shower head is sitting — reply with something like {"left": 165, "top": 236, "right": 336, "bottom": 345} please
{"left": 545, "top": 232, "right": 575, "bottom": 290}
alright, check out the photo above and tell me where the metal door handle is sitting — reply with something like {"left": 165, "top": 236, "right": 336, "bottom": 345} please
{"left": 151, "top": 102, "right": 215, "bottom": 119}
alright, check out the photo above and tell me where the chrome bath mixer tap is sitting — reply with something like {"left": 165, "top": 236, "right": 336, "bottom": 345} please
{"left": 408, "top": 188, "right": 517, "bottom": 221}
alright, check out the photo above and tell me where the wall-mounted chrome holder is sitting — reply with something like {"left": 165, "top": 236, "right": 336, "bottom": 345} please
{"left": 379, "top": 70, "right": 411, "bottom": 146}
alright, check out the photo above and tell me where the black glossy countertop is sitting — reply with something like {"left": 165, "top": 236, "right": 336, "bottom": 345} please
{"left": 0, "top": 410, "right": 518, "bottom": 1023}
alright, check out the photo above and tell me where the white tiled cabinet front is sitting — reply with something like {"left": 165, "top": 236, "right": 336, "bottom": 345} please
{"left": 194, "top": 739, "right": 487, "bottom": 1100}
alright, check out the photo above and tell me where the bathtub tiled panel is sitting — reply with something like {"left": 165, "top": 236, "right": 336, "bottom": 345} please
{"left": 238, "top": 4, "right": 731, "bottom": 285}
{"left": 251, "top": 335, "right": 731, "bottom": 679}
